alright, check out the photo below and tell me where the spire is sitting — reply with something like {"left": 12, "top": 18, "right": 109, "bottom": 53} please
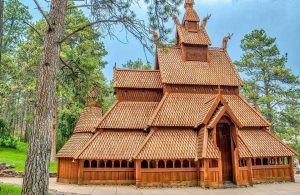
{"left": 183, "top": 0, "right": 200, "bottom": 23}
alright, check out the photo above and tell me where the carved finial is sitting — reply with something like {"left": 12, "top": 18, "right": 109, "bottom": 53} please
{"left": 172, "top": 15, "right": 180, "bottom": 25}
{"left": 151, "top": 30, "right": 160, "bottom": 46}
{"left": 114, "top": 62, "right": 117, "bottom": 69}
{"left": 201, "top": 14, "right": 211, "bottom": 28}
{"left": 222, "top": 33, "right": 234, "bottom": 50}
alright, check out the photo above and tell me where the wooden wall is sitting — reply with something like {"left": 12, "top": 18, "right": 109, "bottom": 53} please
{"left": 252, "top": 165, "right": 291, "bottom": 183}
{"left": 115, "top": 88, "right": 163, "bottom": 102}
{"left": 140, "top": 168, "right": 197, "bottom": 187}
{"left": 57, "top": 158, "right": 79, "bottom": 184}
{"left": 80, "top": 168, "right": 135, "bottom": 185}
{"left": 164, "top": 84, "right": 239, "bottom": 95}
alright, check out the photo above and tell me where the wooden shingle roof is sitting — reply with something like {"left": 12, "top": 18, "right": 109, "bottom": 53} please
{"left": 157, "top": 48, "right": 243, "bottom": 86}
{"left": 223, "top": 95, "right": 270, "bottom": 127}
{"left": 98, "top": 101, "right": 159, "bottom": 129}
{"left": 197, "top": 127, "right": 220, "bottom": 159}
{"left": 148, "top": 93, "right": 217, "bottom": 127}
{"left": 176, "top": 25, "right": 211, "bottom": 45}
{"left": 77, "top": 130, "right": 147, "bottom": 160}
{"left": 238, "top": 129, "right": 298, "bottom": 157}
{"left": 56, "top": 133, "right": 93, "bottom": 158}
{"left": 73, "top": 106, "right": 102, "bottom": 133}
{"left": 134, "top": 128, "right": 197, "bottom": 160}
{"left": 113, "top": 68, "right": 163, "bottom": 89}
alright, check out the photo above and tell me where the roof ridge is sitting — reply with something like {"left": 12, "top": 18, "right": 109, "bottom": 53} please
{"left": 237, "top": 95, "right": 271, "bottom": 126}
{"left": 115, "top": 68, "right": 160, "bottom": 72}
{"left": 131, "top": 128, "right": 157, "bottom": 160}
{"left": 264, "top": 130, "right": 299, "bottom": 155}
{"left": 199, "top": 95, "right": 221, "bottom": 127}
{"left": 73, "top": 130, "right": 102, "bottom": 159}
{"left": 96, "top": 100, "right": 119, "bottom": 129}
{"left": 223, "top": 50, "right": 244, "bottom": 85}
{"left": 147, "top": 93, "right": 169, "bottom": 127}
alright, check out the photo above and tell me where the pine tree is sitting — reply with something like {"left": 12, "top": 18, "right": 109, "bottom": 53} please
{"left": 235, "top": 29, "right": 300, "bottom": 136}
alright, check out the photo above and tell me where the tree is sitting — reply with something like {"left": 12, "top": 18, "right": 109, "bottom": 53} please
{"left": 22, "top": 0, "right": 183, "bottom": 194}
{"left": 0, "top": 0, "right": 3, "bottom": 64}
{"left": 122, "top": 58, "right": 151, "bottom": 70}
{"left": 235, "top": 29, "right": 300, "bottom": 145}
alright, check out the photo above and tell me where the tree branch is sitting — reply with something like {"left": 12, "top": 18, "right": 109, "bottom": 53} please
{"left": 59, "top": 56, "right": 77, "bottom": 76}
{"left": 33, "top": 0, "right": 52, "bottom": 29}
{"left": 23, "top": 21, "right": 43, "bottom": 41}
{"left": 59, "top": 19, "right": 125, "bottom": 43}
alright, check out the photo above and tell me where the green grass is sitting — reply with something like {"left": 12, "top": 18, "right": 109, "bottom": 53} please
{"left": 0, "top": 142, "right": 57, "bottom": 172}
{"left": 0, "top": 183, "right": 21, "bottom": 195}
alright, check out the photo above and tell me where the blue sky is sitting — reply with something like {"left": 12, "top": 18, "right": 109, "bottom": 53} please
{"left": 21, "top": 0, "right": 300, "bottom": 81}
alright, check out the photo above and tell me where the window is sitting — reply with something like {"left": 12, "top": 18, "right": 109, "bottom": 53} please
{"left": 158, "top": 160, "right": 165, "bottom": 168}
{"left": 269, "top": 158, "right": 276, "bottom": 165}
{"left": 263, "top": 158, "right": 268, "bottom": 165}
{"left": 121, "top": 160, "right": 127, "bottom": 168}
{"left": 191, "top": 160, "right": 196, "bottom": 168}
{"left": 128, "top": 161, "right": 134, "bottom": 168}
{"left": 209, "top": 159, "right": 218, "bottom": 168}
{"left": 141, "top": 160, "right": 148, "bottom": 168}
{"left": 91, "top": 160, "right": 97, "bottom": 168}
{"left": 114, "top": 160, "right": 120, "bottom": 168}
{"left": 106, "top": 160, "right": 112, "bottom": 168}
{"left": 183, "top": 160, "right": 189, "bottom": 168}
{"left": 239, "top": 158, "right": 247, "bottom": 167}
{"left": 98, "top": 160, "right": 105, "bottom": 168}
{"left": 166, "top": 160, "right": 173, "bottom": 168}
{"left": 84, "top": 160, "right": 90, "bottom": 168}
{"left": 256, "top": 158, "right": 262, "bottom": 165}
{"left": 284, "top": 157, "right": 289, "bottom": 165}
{"left": 149, "top": 160, "right": 156, "bottom": 168}
{"left": 199, "top": 160, "right": 204, "bottom": 168}
{"left": 175, "top": 160, "right": 181, "bottom": 168}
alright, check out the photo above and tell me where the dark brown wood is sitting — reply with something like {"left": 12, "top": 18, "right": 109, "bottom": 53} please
{"left": 216, "top": 124, "right": 233, "bottom": 181}
{"left": 115, "top": 88, "right": 163, "bottom": 102}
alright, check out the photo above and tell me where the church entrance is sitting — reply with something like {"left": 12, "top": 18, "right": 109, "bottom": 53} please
{"left": 216, "top": 123, "right": 233, "bottom": 182}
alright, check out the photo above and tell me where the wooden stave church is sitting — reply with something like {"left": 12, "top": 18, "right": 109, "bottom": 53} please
{"left": 56, "top": 0, "right": 298, "bottom": 187}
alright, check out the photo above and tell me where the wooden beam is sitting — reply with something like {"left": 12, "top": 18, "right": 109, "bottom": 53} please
{"left": 248, "top": 158, "right": 253, "bottom": 185}
{"left": 289, "top": 156, "right": 295, "bottom": 182}
{"left": 136, "top": 160, "right": 142, "bottom": 187}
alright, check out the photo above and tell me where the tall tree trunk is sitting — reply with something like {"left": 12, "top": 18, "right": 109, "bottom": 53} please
{"left": 22, "top": 0, "right": 68, "bottom": 194}
{"left": 50, "top": 103, "right": 57, "bottom": 162}
{"left": 21, "top": 99, "right": 29, "bottom": 141}
{"left": 0, "top": 0, "right": 3, "bottom": 65}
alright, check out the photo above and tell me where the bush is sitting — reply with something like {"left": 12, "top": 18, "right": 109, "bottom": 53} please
{"left": 0, "top": 119, "right": 18, "bottom": 148}
{"left": 0, "top": 136, "right": 18, "bottom": 148}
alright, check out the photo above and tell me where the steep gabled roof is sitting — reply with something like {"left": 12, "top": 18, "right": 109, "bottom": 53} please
{"left": 98, "top": 101, "right": 159, "bottom": 129}
{"left": 77, "top": 130, "right": 148, "bottom": 160}
{"left": 134, "top": 128, "right": 197, "bottom": 160}
{"left": 113, "top": 68, "right": 163, "bottom": 89}
{"left": 73, "top": 106, "right": 102, "bottom": 133}
{"left": 148, "top": 93, "right": 217, "bottom": 127}
{"left": 238, "top": 129, "right": 298, "bottom": 157}
{"left": 223, "top": 95, "right": 270, "bottom": 127}
{"left": 197, "top": 127, "right": 220, "bottom": 159}
{"left": 176, "top": 25, "right": 211, "bottom": 45}
{"left": 157, "top": 48, "right": 243, "bottom": 86}
{"left": 56, "top": 133, "right": 93, "bottom": 158}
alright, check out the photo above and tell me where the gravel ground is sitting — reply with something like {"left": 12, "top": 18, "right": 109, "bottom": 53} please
{"left": 1, "top": 175, "right": 300, "bottom": 195}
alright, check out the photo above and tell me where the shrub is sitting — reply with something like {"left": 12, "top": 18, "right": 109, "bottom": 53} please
{"left": 0, "top": 119, "right": 18, "bottom": 148}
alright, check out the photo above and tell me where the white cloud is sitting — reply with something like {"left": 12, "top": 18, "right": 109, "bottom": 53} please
{"left": 199, "top": 0, "right": 232, "bottom": 5}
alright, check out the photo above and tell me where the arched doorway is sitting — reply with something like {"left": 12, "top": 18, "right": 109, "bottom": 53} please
{"left": 216, "top": 123, "right": 233, "bottom": 182}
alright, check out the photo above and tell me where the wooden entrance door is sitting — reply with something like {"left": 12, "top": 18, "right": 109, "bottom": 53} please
{"left": 217, "top": 123, "right": 233, "bottom": 181}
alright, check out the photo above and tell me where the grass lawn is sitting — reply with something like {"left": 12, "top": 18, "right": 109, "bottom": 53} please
{"left": 0, "top": 142, "right": 57, "bottom": 172}
{"left": 0, "top": 183, "right": 21, "bottom": 195}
